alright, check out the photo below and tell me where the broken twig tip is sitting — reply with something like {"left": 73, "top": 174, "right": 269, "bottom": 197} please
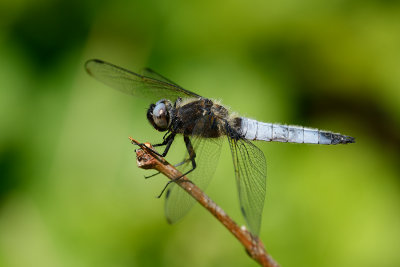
{"left": 135, "top": 145, "right": 157, "bottom": 169}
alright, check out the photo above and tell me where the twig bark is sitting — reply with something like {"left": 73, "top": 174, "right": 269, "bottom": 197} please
{"left": 130, "top": 137, "right": 279, "bottom": 267}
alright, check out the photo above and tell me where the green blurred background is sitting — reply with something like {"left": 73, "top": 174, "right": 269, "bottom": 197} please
{"left": 1, "top": 0, "right": 400, "bottom": 266}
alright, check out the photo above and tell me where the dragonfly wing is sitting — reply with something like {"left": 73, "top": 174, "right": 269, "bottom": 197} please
{"left": 227, "top": 137, "right": 267, "bottom": 236}
{"left": 140, "top": 67, "right": 180, "bottom": 86}
{"left": 164, "top": 116, "right": 223, "bottom": 224}
{"left": 85, "top": 59, "right": 201, "bottom": 103}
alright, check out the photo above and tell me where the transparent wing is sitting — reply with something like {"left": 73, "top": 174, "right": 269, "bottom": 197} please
{"left": 85, "top": 59, "right": 201, "bottom": 103}
{"left": 164, "top": 116, "right": 223, "bottom": 224}
{"left": 140, "top": 68, "right": 180, "bottom": 86}
{"left": 228, "top": 137, "right": 266, "bottom": 236}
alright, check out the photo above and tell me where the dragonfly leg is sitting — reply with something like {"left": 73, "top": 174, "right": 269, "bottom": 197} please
{"left": 142, "top": 134, "right": 176, "bottom": 178}
{"left": 144, "top": 157, "right": 191, "bottom": 179}
{"left": 152, "top": 131, "right": 172, "bottom": 147}
{"left": 152, "top": 133, "right": 176, "bottom": 157}
{"left": 138, "top": 133, "right": 176, "bottom": 158}
{"left": 160, "top": 133, "right": 176, "bottom": 157}
{"left": 144, "top": 172, "right": 160, "bottom": 179}
{"left": 157, "top": 136, "right": 197, "bottom": 198}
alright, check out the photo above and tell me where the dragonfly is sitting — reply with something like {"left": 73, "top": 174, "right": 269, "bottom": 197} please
{"left": 85, "top": 59, "right": 355, "bottom": 236}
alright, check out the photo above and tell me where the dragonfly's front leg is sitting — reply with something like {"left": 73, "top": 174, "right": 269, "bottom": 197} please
{"left": 141, "top": 133, "right": 176, "bottom": 158}
{"left": 142, "top": 133, "right": 176, "bottom": 179}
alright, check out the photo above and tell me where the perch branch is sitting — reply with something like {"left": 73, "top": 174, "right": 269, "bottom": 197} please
{"left": 130, "top": 137, "right": 279, "bottom": 267}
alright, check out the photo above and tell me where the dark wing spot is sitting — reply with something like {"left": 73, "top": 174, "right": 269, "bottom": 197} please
{"left": 85, "top": 59, "right": 105, "bottom": 76}
{"left": 165, "top": 188, "right": 171, "bottom": 199}
{"left": 92, "top": 59, "right": 105, "bottom": 64}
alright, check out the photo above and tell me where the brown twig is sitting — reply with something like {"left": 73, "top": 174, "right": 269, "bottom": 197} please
{"left": 129, "top": 137, "right": 279, "bottom": 267}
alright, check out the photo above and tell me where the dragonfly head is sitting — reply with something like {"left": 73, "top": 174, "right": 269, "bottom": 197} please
{"left": 147, "top": 99, "right": 172, "bottom": 132}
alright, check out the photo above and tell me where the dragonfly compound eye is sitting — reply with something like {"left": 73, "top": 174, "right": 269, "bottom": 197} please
{"left": 152, "top": 102, "right": 169, "bottom": 130}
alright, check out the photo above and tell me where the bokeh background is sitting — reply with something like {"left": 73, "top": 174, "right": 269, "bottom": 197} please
{"left": 1, "top": 0, "right": 400, "bottom": 266}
